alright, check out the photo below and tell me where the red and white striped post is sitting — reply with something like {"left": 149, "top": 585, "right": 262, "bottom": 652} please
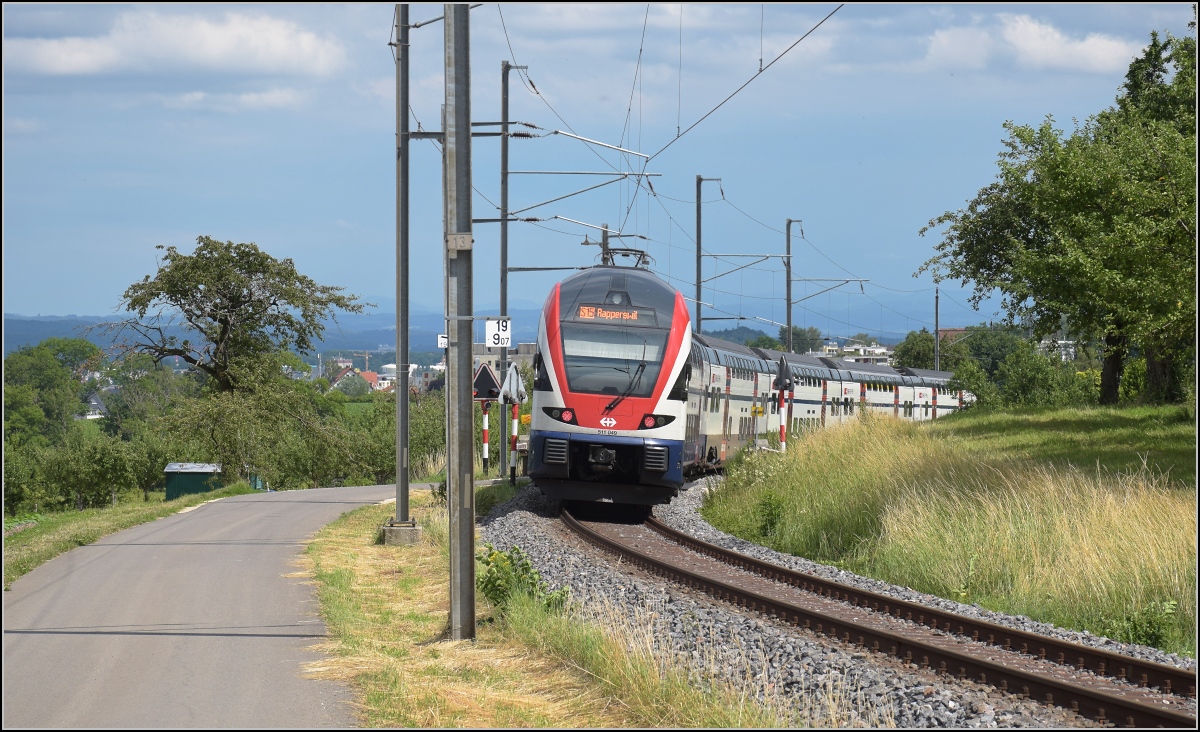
{"left": 509, "top": 402, "right": 520, "bottom": 485}
{"left": 481, "top": 401, "right": 490, "bottom": 473}
{"left": 778, "top": 388, "right": 787, "bottom": 453}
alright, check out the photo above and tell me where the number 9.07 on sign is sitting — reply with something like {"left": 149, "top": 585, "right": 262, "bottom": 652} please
{"left": 486, "top": 318, "right": 512, "bottom": 348}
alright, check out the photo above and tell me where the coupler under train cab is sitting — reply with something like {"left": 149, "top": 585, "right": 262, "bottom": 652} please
{"left": 528, "top": 431, "right": 683, "bottom": 505}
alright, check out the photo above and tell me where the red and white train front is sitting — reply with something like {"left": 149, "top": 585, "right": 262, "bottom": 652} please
{"left": 528, "top": 266, "right": 692, "bottom": 505}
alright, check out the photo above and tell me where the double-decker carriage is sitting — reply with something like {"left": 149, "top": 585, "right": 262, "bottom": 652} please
{"left": 527, "top": 261, "right": 972, "bottom": 507}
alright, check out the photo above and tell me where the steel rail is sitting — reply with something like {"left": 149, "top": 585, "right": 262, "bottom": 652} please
{"left": 560, "top": 509, "right": 1196, "bottom": 729}
{"left": 643, "top": 516, "right": 1196, "bottom": 700}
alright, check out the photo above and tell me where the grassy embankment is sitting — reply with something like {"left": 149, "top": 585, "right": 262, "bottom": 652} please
{"left": 301, "top": 485, "right": 893, "bottom": 727}
{"left": 3, "top": 482, "right": 257, "bottom": 589}
{"left": 701, "top": 406, "right": 1197, "bottom": 657}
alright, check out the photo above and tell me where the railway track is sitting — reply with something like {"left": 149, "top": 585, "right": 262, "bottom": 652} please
{"left": 560, "top": 507, "right": 1197, "bottom": 728}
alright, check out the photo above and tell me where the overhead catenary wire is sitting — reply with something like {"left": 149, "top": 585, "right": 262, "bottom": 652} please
{"left": 488, "top": 5, "right": 947, "bottom": 335}
{"left": 496, "top": 5, "right": 624, "bottom": 175}
{"left": 649, "top": 4, "right": 844, "bottom": 163}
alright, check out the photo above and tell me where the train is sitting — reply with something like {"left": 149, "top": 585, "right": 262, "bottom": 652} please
{"left": 527, "top": 263, "right": 972, "bottom": 505}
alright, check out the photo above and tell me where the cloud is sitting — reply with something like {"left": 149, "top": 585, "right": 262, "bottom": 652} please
{"left": 924, "top": 27, "right": 995, "bottom": 70}
{"left": 160, "top": 87, "right": 306, "bottom": 113}
{"left": 3, "top": 11, "right": 345, "bottom": 76}
{"left": 4, "top": 117, "right": 42, "bottom": 135}
{"left": 998, "top": 14, "right": 1140, "bottom": 73}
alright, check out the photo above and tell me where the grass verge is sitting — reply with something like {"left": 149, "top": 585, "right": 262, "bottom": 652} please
{"left": 702, "top": 406, "right": 1196, "bottom": 657}
{"left": 304, "top": 488, "right": 886, "bottom": 727}
{"left": 4, "top": 482, "right": 256, "bottom": 589}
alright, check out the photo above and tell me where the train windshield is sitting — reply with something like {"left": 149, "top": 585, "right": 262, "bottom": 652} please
{"left": 560, "top": 324, "right": 668, "bottom": 397}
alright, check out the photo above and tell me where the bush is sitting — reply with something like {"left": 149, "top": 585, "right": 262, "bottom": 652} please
{"left": 1097, "top": 600, "right": 1179, "bottom": 648}
{"left": 947, "top": 359, "right": 999, "bottom": 409}
{"left": 995, "top": 342, "right": 1094, "bottom": 407}
{"left": 1120, "top": 357, "right": 1148, "bottom": 403}
{"left": 476, "top": 543, "right": 568, "bottom": 615}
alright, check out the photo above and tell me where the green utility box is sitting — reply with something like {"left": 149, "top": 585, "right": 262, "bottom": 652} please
{"left": 164, "top": 463, "right": 223, "bottom": 500}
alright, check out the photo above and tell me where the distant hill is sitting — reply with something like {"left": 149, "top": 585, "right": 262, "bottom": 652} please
{"left": 4, "top": 306, "right": 544, "bottom": 357}
{"left": 3, "top": 314, "right": 115, "bottom": 355}
{"left": 700, "top": 325, "right": 772, "bottom": 345}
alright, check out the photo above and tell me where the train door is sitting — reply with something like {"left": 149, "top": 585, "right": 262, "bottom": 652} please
{"left": 683, "top": 349, "right": 702, "bottom": 466}
{"left": 721, "top": 366, "right": 732, "bottom": 461}
{"left": 751, "top": 371, "right": 759, "bottom": 445}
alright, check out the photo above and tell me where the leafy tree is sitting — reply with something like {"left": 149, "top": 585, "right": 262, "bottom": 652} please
{"left": 39, "top": 428, "right": 137, "bottom": 510}
{"left": 100, "top": 354, "right": 201, "bottom": 440}
{"left": 4, "top": 442, "right": 44, "bottom": 515}
{"left": 3, "top": 338, "right": 99, "bottom": 445}
{"left": 953, "top": 324, "right": 1026, "bottom": 378}
{"left": 40, "top": 337, "right": 104, "bottom": 378}
{"left": 746, "top": 335, "right": 782, "bottom": 350}
{"left": 102, "top": 236, "right": 367, "bottom": 392}
{"left": 946, "top": 359, "right": 999, "bottom": 409}
{"left": 4, "top": 384, "right": 49, "bottom": 448}
{"left": 919, "top": 29, "right": 1195, "bottom": 404}
{"left": 334, "top": 373, "right": 370, "bottom": 398}
{"left": 776, "top": 325, "right": 824, "bottom": 353}
{"left": 891, "top": 329, "right": 970, "bottom": 371}
{"left": 126, "top": 429, "right": 174, "bottom": 501}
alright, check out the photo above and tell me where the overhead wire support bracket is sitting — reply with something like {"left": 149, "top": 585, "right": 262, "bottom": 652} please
{"left": 507, "top": 266, "right": 589, "bottom": 272}
{"left": 700, "top": 252, "right": 791, "bottom": 283}
{"left": 701, "top": 256, "right": 770, "bottom": 283}
{"left": 790, "top": 279, "right": 869, "bottom": 305}
{"left": 510, "top": 171, "right": 661, "bottom": 176}
{"left": 509, "top": 175, "right": 633, "bottom": 215}
{"left": 550, "top": 130, "right": 649, "bottom": 158}
{"left": 405, "top": 4, "right": 484, "bottom": 30}
{"left": 552, "top": 216, "right": 645, "bottom": 239}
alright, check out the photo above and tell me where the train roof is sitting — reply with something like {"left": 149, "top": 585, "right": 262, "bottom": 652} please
{"left": 557, "top": 266, "right": 679, "bottom": 325}
{"left": 694, "top": 337, "right": 958, "bottom": 386}
{"left": 692, "top": 333, "right": 759, "bottom": 357}
{"left": 750, "top": 346, "right": 823, "bottom": 366}
{"left": 817, "top": 358, "right": 898, "bottom": 375}
{"left": 893, "top": 366, "right": 957, "bottom": 383}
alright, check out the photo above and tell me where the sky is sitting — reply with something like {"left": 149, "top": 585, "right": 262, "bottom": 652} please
{"left": 3, "top": 3, "right": 1193, "bottom": 344}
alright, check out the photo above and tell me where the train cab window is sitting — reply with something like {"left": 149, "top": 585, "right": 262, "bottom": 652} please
{"left": 559, "top": 324, "right": 667, "bottom": 397}
{"left": 667, "top": 363, "right": 691, "bottom": 401}
{"left": 533, "top": 351, "right": 552, "bottom": 391}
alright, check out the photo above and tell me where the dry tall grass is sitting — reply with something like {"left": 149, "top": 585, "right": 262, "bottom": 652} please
{"left": 301, "top": 494, "right": 635, "bottom": 728}
{"left": 703, "top": 411, "right": 1197, "bottom": 656}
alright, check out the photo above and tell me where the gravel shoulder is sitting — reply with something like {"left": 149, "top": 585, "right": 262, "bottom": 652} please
{"left": 481, "top": 479, "right": 1194, "bottom": 728}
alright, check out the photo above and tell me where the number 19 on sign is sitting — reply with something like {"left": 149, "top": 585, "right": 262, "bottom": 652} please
{"left": 485, "top": 318, "right": 512, "bottom": 348}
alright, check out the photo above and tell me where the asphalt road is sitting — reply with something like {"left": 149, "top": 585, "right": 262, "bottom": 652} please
{"left": 3, "top": 484, "right": 396, "bottom": 728}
